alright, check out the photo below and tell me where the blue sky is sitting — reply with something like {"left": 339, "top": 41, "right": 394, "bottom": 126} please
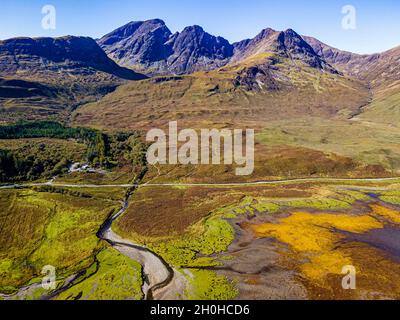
{"left": 0, "top": 0, "right": 399, "bottom": 54}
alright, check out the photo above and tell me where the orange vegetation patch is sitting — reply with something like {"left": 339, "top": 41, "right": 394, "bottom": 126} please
{"left": 370, "top": 204, "right": 400, "bottom": 224}
{"left": 244, "top": 204, "right": 400, "bottom": 299}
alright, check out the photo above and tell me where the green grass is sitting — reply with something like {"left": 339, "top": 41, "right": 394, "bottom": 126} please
{"left": 1, "top": 180, "right": 396, "bottom": 300}
{"left": 281, "top": 189, "right": 369, "bottom": 210}
{"left": 379, "top": 190, "right": 400, "bottom": 205}
{"left": 257, "top": 118, "right": 400, "bottom": 173}
{"left": 228, "top": 196, "right": 280, "bottom": 216}
{"left": 141, "top": 206, "right": 243, "bottom": 300}
{"left": 186, "top": 269, "right": 238, "bottom": 300}
{"left": 114, "top": 194, "right": 282, "bottom": 299}
{"left": 113, "top": 192, "right": 263, "bottom": 300}
{"left": 359, "top": 90, "right": 400, "bottom": 127}
{"left": 138, "top": 216, "right": 236, "bottom": 268}
{"left": 143, "top": 196, "right": 280, "bottom": 267}
{"left": 55, "top": 247, "right": 143, "bottom": 300}
{"left": 0, "top": 189, "right": 119, "bottom": 295}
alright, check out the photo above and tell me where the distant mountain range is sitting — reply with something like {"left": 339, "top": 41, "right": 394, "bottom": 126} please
{"left": 97, "top": 19, "right": 400, "bottom": 84}
{"left": 0, "top": 18, "right": 399, "bottom": 124}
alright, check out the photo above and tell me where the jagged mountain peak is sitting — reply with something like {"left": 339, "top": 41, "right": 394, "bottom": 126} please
{"left": 233, "top": 28, "right": 276, "bottom": 55}
{"left": 171, "top": 25, "right": 232, "bottom": 55}
{"left": 101, "top": 19, "right": 168, "bottom": 39}
{"left": 282, "top": 28, "right": 299, "bottom": 35}
{"left": 254, "top": 27, "right": 277, "bottom": 41}
{"left": 99, "top": 20, "right": 234, "bottom": 75}
{"left": 98, "top": 19, "right": 173, "bottom": 67}
{"left": 278, "top": 28, "right": 309, "bottom": 45}
{"left": 181, "top": 25, "right": 205, "bottom": 33}
{"left": 167, "top": 26, "right": 234, "bottom": 74}
{"left": 274, "top": 28, "right": 327, "bottom": 68}
{"left": 231, "top": 27, "right": 334, "bottom": 71}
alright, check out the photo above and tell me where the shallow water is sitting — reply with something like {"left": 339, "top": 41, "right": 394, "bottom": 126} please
{"left": 367, "top": 193, "right": 381, "bottom": 199}
{"left": 342, "top": 227, "right": 400, "bottom": 262}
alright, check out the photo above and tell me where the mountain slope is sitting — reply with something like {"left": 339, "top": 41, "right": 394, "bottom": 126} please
{"left": 0, "top": 36, "right": 146, "bottom": 81}
{"left": 354, "top": 46, "right": 400, "bottom": 125}
{"left": 73, "top": 52, "right": 369, "bottom": 131}
{"left": 76, "top": 24, "right": 366, "bottom": 132}
{"left": 73, "top": 50, "right": 399, "bottom": 173}
{"left": 304, "top": 36, "right": 400, "bottom": 125}
{"left": 304, "top": 35, "right": 400, "bottom": 89}
{"left": 303, "top": 36, "right": 379, "bottom": 78}
{"left": 0, "top": 36, "right": 146, "bottom": 122}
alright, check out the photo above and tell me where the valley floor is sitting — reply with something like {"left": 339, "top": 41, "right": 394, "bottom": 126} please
{"left": 1, "top": 176, "right": 399, "bottom": 300}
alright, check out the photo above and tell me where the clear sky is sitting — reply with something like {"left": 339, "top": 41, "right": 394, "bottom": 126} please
{"left": 0, "top": 0, "right": 399, "bottom": 54}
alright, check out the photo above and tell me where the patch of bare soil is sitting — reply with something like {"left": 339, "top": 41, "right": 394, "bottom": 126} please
{"left": 212, "top": 216, "right": 308, "bottom": 300}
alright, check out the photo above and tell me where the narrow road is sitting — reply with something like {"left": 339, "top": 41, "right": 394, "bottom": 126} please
{"left": 0, "top": 176, "right": 399, "bottom": 190}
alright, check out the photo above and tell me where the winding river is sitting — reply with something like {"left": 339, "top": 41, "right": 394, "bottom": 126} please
{"left": 96, "top": 191, "right": 178, "bottom": 300}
